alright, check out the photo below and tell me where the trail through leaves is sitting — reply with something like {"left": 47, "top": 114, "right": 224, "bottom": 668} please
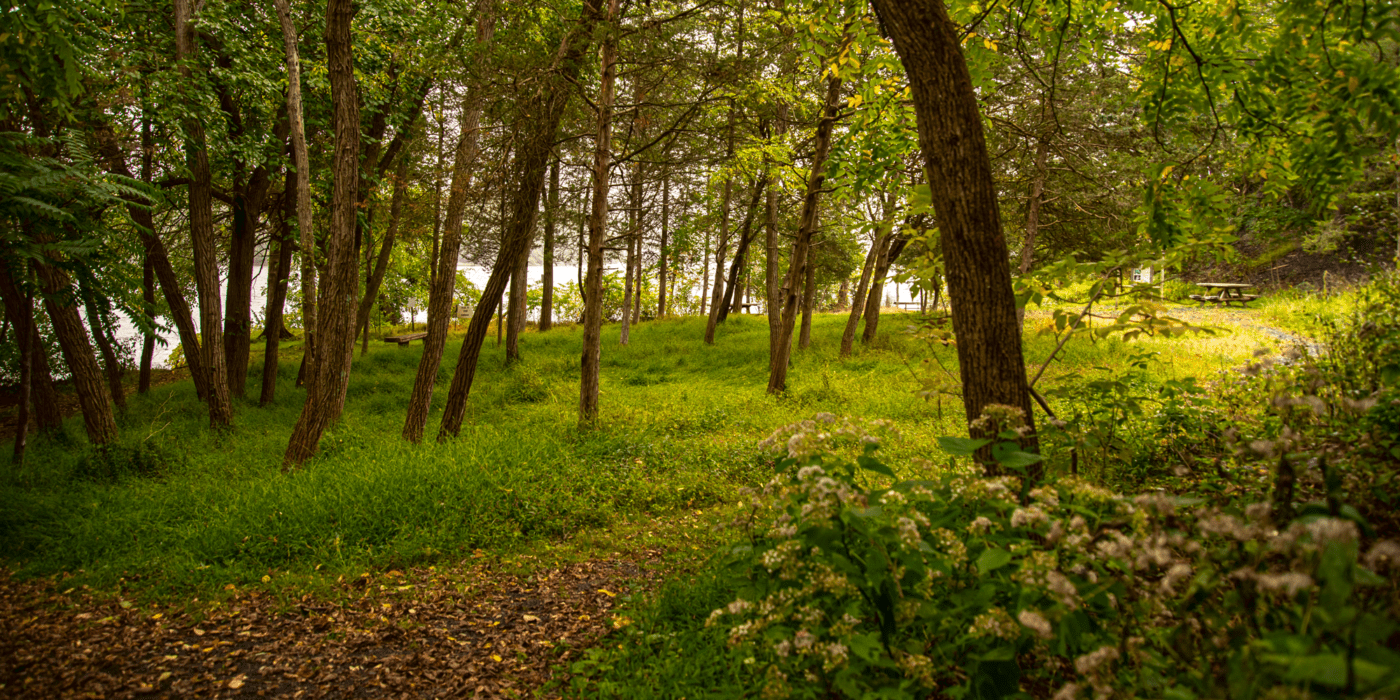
{"left": 0, "top": 554, "right": 662, "bottom": 698}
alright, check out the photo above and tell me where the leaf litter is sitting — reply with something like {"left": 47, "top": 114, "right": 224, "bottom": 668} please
{"left": 0, "top": 552, "right": 668, "bottom": 699}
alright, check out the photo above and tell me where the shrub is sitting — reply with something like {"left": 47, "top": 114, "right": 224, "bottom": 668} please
{"left": 706, "top": 415, "right": 1400, "bottom": 700}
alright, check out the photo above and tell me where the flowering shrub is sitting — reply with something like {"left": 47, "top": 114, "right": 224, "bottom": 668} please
{"left": 710, "top": 414, "right": 1400, "bottom": 699}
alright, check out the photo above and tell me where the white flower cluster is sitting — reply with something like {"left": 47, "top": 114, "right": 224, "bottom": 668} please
{"left": 757, "top": 414, "right": 898, "bottom": 460}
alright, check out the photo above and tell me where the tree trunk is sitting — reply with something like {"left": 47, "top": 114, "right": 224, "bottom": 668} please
{"left": 840, "top": 238, "right": 879, "bottom": 356}
{"left": 225, "top": 178, "right": 273, "bottom": 399}
{"left": 139, "top": 254, "right": 155, "bottom": 394}
{"left": 862, "top": 230, "right": 909, "bottom": 343}
{"left": 12, "top": 271, "right": 32, "bottom": 463}
{"left": 718, "top": 178, "right": 766, "bottom": 323}
{"left": 798, "top": 239, "right": 817, "bottom": 349}
{"left": 0, "top": 265, "right": 62, "bottom": 433}
{"left": 176, "top": 0, "right": 233, "bottom": 427}
{"left": 1018, "top": 134, "right": 1050, "bottom": 275}
{"left": 579, "top": 0, "right": 620, "bottom": 423}
{"left": 438, "top": 1, "right": 599, "bottom": 439}
{"left": 402, "top": 14, "right": 494, "bottom": 443}
{"left": 261, "top": 181, "right": 295, "bottom": 405}
{"left": 505, "top": 210, "right": 533, "bottom": 361}
{"left": 284, "top": 0, "right": 361, "bottom": 466}
{"left": 869, "top": 0, "right": 1040, "bottom": 470}
{"left": 81, "top": 286, "right": 127, "bottom": 413}
{"left": 274, "top": 0, "right": 316, "bottom": 393}
{"left": 35, "top": 260, "right": 117, "bottom": 445}
{"left": 657, "top": 165, "right": 669, "bottom": 317}
{"left": 540, "top": 155, "right": 558, "bottom": 331}
{"left": 356, "top": 148, "right": 411, "bottom": 350}
{"left": 767, "top": 73, "right": 842, "bottom": 394}
{"left": 703, "top": 174, "right": 733, "bottom": 344}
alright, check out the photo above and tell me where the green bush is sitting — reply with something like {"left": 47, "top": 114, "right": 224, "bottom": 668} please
{"left": 701, "top": 414, "right": 1400, "bottom": 700}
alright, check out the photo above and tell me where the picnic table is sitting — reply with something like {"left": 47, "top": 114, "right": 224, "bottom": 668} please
{"left": 1189, "top": 282, "right": 1258, "bottom": 308}
{"left": 384, "top": 332, "right": 428, "bottom": 346}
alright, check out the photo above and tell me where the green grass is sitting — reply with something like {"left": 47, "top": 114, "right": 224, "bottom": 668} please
{"left": 1, "top": 308, "right": 1275, "bottom": 599}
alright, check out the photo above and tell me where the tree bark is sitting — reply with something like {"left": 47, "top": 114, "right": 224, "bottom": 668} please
{"left": 869, "top": 0, "right": 1040, "bottom": 469}
{"left": 402, "top": 12, "right": 495, "bottom": 443}
{"left": 1018, "top": 134, "right": 1050, "bottom": 275}
{"left": 798, "top": 238, "right": 817, "bottom": 349}
{"left": 35, "top": 260, "right": 117, "bottom": 445}
{"left": 356, "top": 148, "right": 411, "bottom": 350}
{"left": 579, "top": 0, "right": 620, "bottom": 423}
{"left": 175, "top": 0, "right": 234, "bottom": 426}
{"left": 540, "top": 155, "right": 558, "bottom": 331}
{"left": 438, "top": 2, "right": 600, "bottom": 439}
{"left": 138, "top": 253, "right": 155, "bottom": 394}
{"left": 657, "top": 165, "right": 669, "bottom": 317}
{"left": 81, "top": 286, "right": 127, "bottom": 413}
{"left": 284, "top": 0, "right": 361, "bottom": 466}
{"left": 274, "top": 0, "right": 316, "bottom": 392}
{"left": 505, "top": 207, "right": 534, "bottom": 361}
{"left": 0, "top": 265, "right": 62, "bottom": 434}
{"left": 767, "top": 73, "right": 842, "bottom": 394}
{"left": 12, "top": 270, "right": 32, "bottom": 463}
{"left": 224, "top": 167, "right": 276, "bottom": 398}
{"left": 862, "top": 230, "right": 908, "bottom": 343}
{"left": 261, "top": 181, "right": 295, "bottom": 405}
{"left": 703, "top": 170, "right": 734, "bottom": 343}
{"left": 840, "top": 236, "right": 879, "bottom": 356}
{"left": 718, "top": 177, "right": 765, "bottom": 323}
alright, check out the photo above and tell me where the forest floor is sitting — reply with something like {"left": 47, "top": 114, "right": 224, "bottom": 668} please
{"left": 0, "top": 300, "right": 1338, "bottom": 698}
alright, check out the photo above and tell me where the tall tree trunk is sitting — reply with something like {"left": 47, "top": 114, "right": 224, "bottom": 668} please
{"left": 657, "top": 165, "right": 669, "bottom": 317}
{"left": 718, "top": 177, "right": 765, "bottom": 323}
{"left": 1018, "top": 134, "right": 1050, "bottom": 275}
{"left": 356, "top": 148, "right": 411, "bottom": 350}
{"left": 540, "top": 155, "right": 558, "bottom": 331}
{"left": 12, "top": 269, "right": 32, "bottom": 463}
{"left": 438, "top": 2, "right": 599, "bottom": 439}
{"left": 261, "top": 180, "right": 295, "bottom": 405}
{"left": 175, "top": 0, "right": 233, "bottom": 426}
{"left": 700, "top": 228, "right": 709, "bottom": 316}
{"left": 703, "top": 175, "right": 733, "bottom": 343}
{"left": 767, "top": 74, "right": 842, "bottom": 394}
{"left": 579, "top": 0, "right": 620, "bottom": 423}
{"left": 284, "top": 0, "right": 361, "bottom": 466}
{"left": 869, "top": 0, "right": 1040, "bottom": 470}
{"left": 505, "top": 207, "right": 534, "bottom": 361}
{"left": 274, "top": 0, "right": 316, "bottom": 392}
{"left": 0, "top": 265, "right": 62, "bottom": 433}
{"left": 620, "top": 207, "right": 635, "bottom": 345}
{"left": 35, "top": 260, "right": 117, "bottom": 445}
{"left": 139, "top": 254, "right": 155, "bottom": 394}
{"left": 402, "top": 14, "right": 495, "bottom": 442}
{"left": 862, "top": 196, "right": 898, "bottom": 343}
{"left": 225, "top": 183, "right": 270, "bottom": 398}
{"left": 798, "top": 239, "right": 817, "bottom": 349}
{"left": 840, "top": 236, "right": 879, "bottom": 356}
{"left": 81, "top": 286, "right": 127, "bottom": 413}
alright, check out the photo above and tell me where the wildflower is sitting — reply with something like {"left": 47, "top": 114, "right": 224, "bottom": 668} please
{"left": 896, "top": 517, "right": 922, "bottom": 548}
{"left": 1364, "top": 540, "right": 1400, "bottom": 572}
{"left": 1011, "top": 506, "right": 1050, "bottom": 529}
{"left": 773, "top": 640, "right": 791, "bottom": 657}
{"left": 1018, "top": 609, "right": 1053, "bottom": 639}
{"left": 727, "top": 599, "right": 752, "bottom": 615}
{"left": 968, "top": 607, "right": 1019, "bottom": 640}
{"left": 1255, "top": 571, "right": 1314, "bottom": 596}
{"left": 821, "top": 642, "right": 849, "bottom": 671}
{"left": 1075, "top": 645, "right": 1119, "bottom": 675}
{"left": 1159, "top": 563, "right": 1192, "bottom": 596}
{"left": 1053, "top": 683, "right": 1079, "bottom": 700}
{"left": 793, "top": 628, "right": 816, "bottom": 651}
{"left": 897, "top": 652, "right": 935, "bottom": 687}
{"left": 968, "top": 516, "right": 995, "bottom": 535}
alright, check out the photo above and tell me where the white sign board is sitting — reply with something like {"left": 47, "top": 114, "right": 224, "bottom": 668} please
{"left": 1131, "top": 267, "right": 1153, "bottom": 284}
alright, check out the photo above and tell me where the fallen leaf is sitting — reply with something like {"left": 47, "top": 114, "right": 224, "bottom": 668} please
{"left": 522, "top": 614, "right": 539, "bottom": 622}
{"left": 228, "top": 674, "right": 246, "bottom": 689}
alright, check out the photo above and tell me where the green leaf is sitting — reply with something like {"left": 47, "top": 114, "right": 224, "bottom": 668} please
{"left": 976, "top": 547, "right": 1013, "bottom": 574}
{"left": 857, "top": 455, "right": 896, "bottom": 478}
{"left": 938, "top": 436, "right": 992, "bottom": 457}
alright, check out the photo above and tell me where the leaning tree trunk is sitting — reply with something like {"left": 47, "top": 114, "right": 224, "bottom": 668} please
{"left": 869, "top": 0, "right": 1040, "bottom": 472}
{"left": 356, "top": 149, "right": 411, "bottom": 350}
{"left": 440, "top": 0, "right": 600, "bottom": 439}
{"left": 175, "top": 0, "right": 233, "bottom": 427}
{"left": 402, "top": 6, "right": 496, "bottom": 443}
{"left": 702, "top": 153, "right": 735, "bottom": 343}
{"left": 284, "top": 0, "right": 361, "bottom": 466}
{"left": 261, "top": 182, "right": 295, "bottom": 405}
{"left": 579, "top": 0, "right": 620, "bottom": 423}
{"left": 718, "top": 177, "right": 766, "bottom": 323}
{"left": 81, "top": 285, "right": 127, "bottom": 413}
{"left": 35, "top": 259, "right": 117, "bottom": 445}
{"left": 767, "top": 73, "right": 842, "bottom": 394}
{"left": 274, "top": 0, "right": 316, "bottom": 394}
{"left": 840, "top": 235, "right": 880, "bottom": 357}
{"left": 540, "top": 155, "right": 559, "bottom": 331}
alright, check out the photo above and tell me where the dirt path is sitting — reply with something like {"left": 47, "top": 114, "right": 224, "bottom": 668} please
{"left": 0, "top": 554, "right": 662, "bottom": 699}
